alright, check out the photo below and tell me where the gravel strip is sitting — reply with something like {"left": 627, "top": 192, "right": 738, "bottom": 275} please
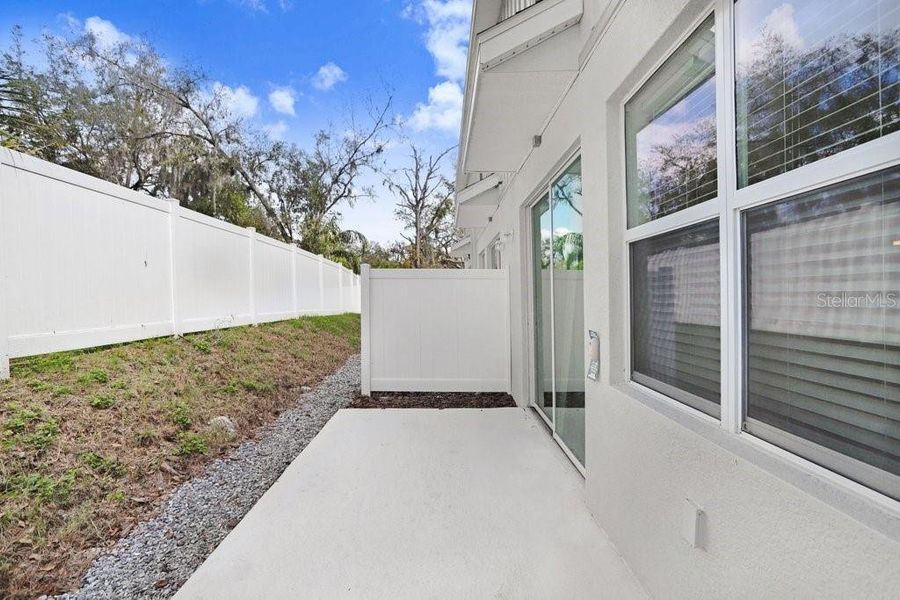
{"left": 49, "top": 355, "right": 361, "bottom": 600}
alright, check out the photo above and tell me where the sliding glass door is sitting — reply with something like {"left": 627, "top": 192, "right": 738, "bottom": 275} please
{"left": 531, "top": 157, "right": 585, "bottom": 467}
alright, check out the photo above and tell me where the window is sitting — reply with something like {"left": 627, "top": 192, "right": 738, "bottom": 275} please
{"left": 735, "top": 0, "right": 900, "bottom": 187}
{"left": 743, "top": 166, "right": 900, "bottom": 498}
{"left": 625, "top": 14, "right": 717, "bottom": 228}
{"left": 621, "top": 1, "right": 900, "bottom": 501}
{"left": 626, "top": 15, "right": 722, "bottom": 416}
{"left": 631, "top": 220, "right": 721, "bottom": 417}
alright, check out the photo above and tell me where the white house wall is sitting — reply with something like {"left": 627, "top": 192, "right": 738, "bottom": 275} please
{"left": 465, "top": 0, "right": 900, "bottom": 597}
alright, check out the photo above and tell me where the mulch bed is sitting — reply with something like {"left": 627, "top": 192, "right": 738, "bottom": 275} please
{"left": 349, "top": 392, "right": 516, "bottom": 409}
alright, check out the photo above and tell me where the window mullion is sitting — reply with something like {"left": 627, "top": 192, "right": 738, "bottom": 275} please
{"left": 716, "top": 0, "right": 743, "bottom": 433}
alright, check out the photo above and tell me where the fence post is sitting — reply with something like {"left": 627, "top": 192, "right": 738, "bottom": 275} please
{"left": 247, "top": 227, "right": 257, "bottom": 326}
{"left": 167, "top": 199, "right": 181, "bottom": 337}
{"left": 339, "top": 267, "right": 345, "bottom": 313}
{"left": 0, "top": 284, "right": 7, "bottom": 379}
{"left": 291, "top": 247, "right": 299, "bottom": 319}
{"left": 318, "top": 255, "right": 325, "bottom": 313}
{"left": 360, "top": 264, "right": 371, "bottom": 396}
{"left": 0, "top": 162, "right": 9, "bottom": 379}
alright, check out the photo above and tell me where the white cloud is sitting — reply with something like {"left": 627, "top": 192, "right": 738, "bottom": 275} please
{"left": 408, "top": 80, "right": 463, "bottom": 133}
{"left": 312, "top": 62, "right": 348, "bottom": 91}
{"left": 419, "top": 0, "right": 470, "bottom": 82}
{"left": 83, "top": 16, "right": 131, "bottom": 51}
{"left": 213, "top": 83, "right": 260, "bottom": 119}
{"left": 405, "top": 1, "right": 470, "bottom": 82}
{"left": 263, "top": 120, "right": 289, "bottom": 140}
{"left": 403, "top": 1, "right": 471, "bottom": 133}
{"left": 268, "top": 87, "right": 297, "bottom": 116}
{"left": 229, "top": 0, "right": 292, "bottom": 12}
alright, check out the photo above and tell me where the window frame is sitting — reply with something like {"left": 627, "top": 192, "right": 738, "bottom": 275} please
{"left": 620, "top": 0, "right": 900, "bottom": 501}
{"left": 628, "top": 220, "right": 723, "bottom": 418}
{"left": 487, "top": 234, "right": 502, "bottom": 269}
{"left": 622, "top": 4, "right": 723, "bottom": 421}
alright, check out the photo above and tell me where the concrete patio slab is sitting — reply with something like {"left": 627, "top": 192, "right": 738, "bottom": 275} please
{"left": 174, "top": 408, "right": 647, "bottom": 599}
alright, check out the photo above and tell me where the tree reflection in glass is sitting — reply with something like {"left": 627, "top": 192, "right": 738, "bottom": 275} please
{"left": 735, "top": 0, "right": 900, "bottom": 187}
{"left": 626, "top": 15, "right": 717, "bottom": 228}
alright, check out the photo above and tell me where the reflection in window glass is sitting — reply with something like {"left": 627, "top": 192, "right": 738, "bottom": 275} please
{"left": 625, "top": 15, "right": 717, "bottom": 228}
{"left": 631, "top": 220, "right": 721, "bottom": 416}
{"left": 744, "top": 166, "right": 900, "bottom": 499}
{"left": 735, "top": 0, "right": 900, "bottom": 188}
{"left": 551, "top": 159, "right": 585, "bottom": 464}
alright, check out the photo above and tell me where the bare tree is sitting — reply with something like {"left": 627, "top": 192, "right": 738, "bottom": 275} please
{"left": 262, "top": 99, "right": 391, "bottom": 249}
{"left": 2, "top": 24, "right": 398, "bottom": 266}
{"left": 385, "top": 145, "right": 460, "bottom": 268}
{"left": 58, "top": 32, "right": 391, "bottom": 250}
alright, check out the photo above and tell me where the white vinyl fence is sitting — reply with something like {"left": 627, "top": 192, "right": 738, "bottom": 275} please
{"left": 0, "top": 148, "right": 360, "bottom": 378}
{"left": 360, "top": 265, "right": 510, "bottom": 394}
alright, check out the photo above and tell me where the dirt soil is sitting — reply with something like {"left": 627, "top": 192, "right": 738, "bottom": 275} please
{"left": 0, "top": 314, "right": 360, "bottom": 600}
{"left": 349, "top": 391, "right": 516, "bottom": 409}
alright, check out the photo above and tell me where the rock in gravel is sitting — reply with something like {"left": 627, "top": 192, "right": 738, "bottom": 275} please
{"left": 48, "top": 355, "right": 361, "bottom": 600}
{"left": 207, "top": 416, "right": 237, "bottom": 438}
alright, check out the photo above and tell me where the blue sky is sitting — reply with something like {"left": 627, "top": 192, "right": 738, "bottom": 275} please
{"left": 0, "top": 0, "right": 471, "bottom": 243}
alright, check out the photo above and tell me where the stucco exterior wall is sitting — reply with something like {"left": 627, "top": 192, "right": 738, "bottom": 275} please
{"left": 466, "top": 0, "right": 900, "bottom": 597}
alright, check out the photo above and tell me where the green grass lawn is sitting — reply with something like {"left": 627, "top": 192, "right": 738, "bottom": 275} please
{"left": 0, "top": 313, "right": 360, "bottom": 599}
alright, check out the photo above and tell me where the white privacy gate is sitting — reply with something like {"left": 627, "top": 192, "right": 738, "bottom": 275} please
{"left": 360, "top": 266, "right": 510, "bottom": 394}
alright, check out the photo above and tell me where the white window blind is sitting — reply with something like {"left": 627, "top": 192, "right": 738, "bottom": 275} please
{"left": 735, "top": 0, "right": 900, "bottom": 188}
{"left": 744, "top": 166, "right": 900, "bottom": 500}
{"left": 631, "top": 219, "right": 721, "bottom": 417}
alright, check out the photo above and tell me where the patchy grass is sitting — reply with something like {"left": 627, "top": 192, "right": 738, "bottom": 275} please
{"left": 174, "top": 432, "right": 209, "bottom": 456}
{"left": 0, "top": 313, "right": 359, "bottom": 599}
{"left": 88, "top": 394, "right": 116, "bottom": 410}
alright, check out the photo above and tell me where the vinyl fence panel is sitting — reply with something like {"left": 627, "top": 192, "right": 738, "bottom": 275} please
{"left": 361, "top": 266, "right": 510, "bottom": 394}
{"left": 322, "top": 262, "right": 342, "bottom": 314}
{"left": 1, "top": 151, "right": 175, "bottom": 355}
{"left": 295, "top": 251, "right": 324, "bottom": 314}
{"left": 175, "top": 210, "right": 254, "bottom": 334}
{"left": 253, "top": 235, "right": 295, "bottom": 323}
{"left": 0, "top": 148, "right": 359, "bottom": 377}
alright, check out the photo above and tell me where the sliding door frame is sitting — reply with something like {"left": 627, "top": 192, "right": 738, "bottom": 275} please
{"left": 523, "top": 149, "right": 585, "bottom": 475}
